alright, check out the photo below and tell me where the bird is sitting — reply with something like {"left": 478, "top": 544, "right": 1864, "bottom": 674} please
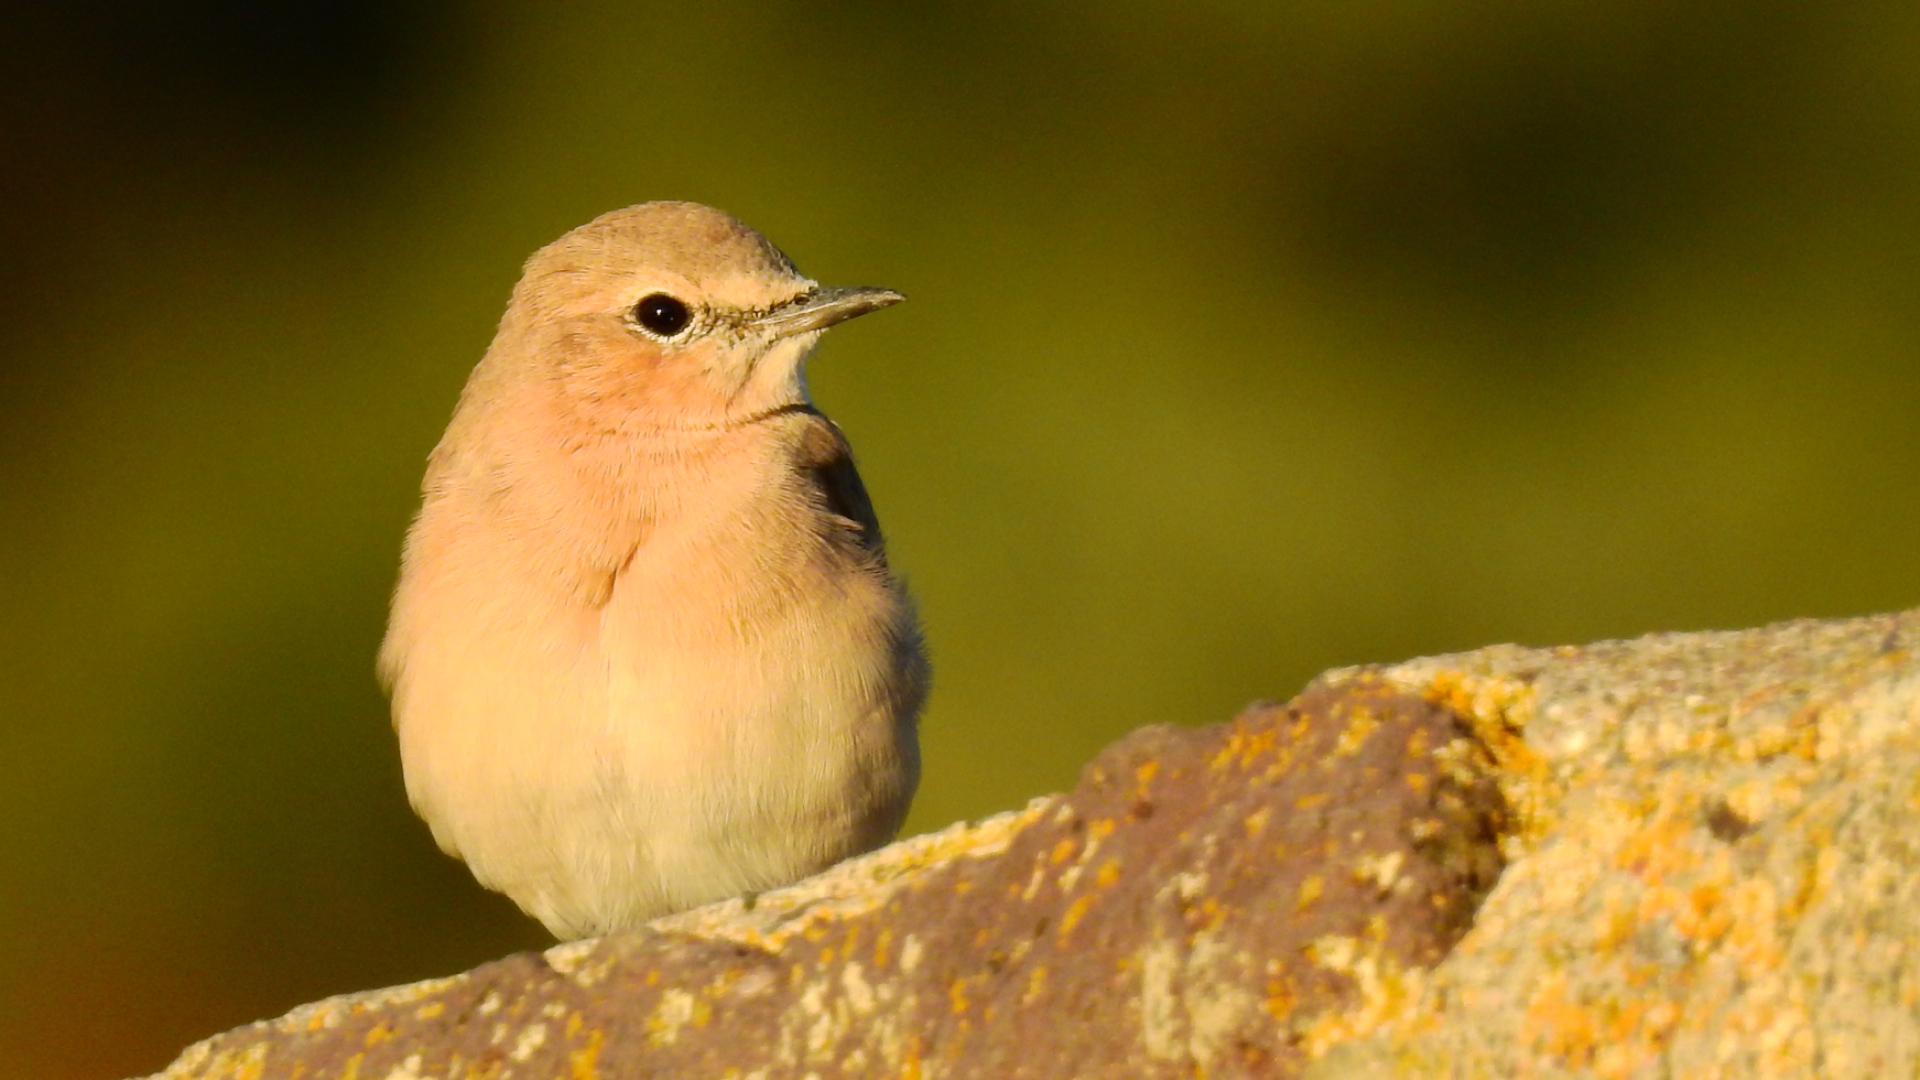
{"left": 378, "top": 201, "right": 929, "bottom": 940}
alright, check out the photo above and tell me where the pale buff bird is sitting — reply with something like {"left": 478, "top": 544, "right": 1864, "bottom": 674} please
{"left": 378, "top": 202, "right": 928, "bottom": 940}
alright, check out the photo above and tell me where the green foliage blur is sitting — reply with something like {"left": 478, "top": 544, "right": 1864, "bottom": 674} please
{"left": 5, "top": 1, "right": 1918, "bottom": 1074}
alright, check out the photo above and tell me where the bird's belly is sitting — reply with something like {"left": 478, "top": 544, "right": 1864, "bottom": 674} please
{"left": 408, "top": 561, "right": 919, "bottom": 939}
{"left": 599, "top": 626, "right": 913, "bottom": 910}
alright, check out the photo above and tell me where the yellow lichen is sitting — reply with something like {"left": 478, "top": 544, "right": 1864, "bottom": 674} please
{"left": 1024, "top": 965, "right": 1048, "bottom": 1005}
{"left": 1244, "top": 806, "right": 1270, "bottom": 838}
{"left": 1335, "top": 709, "right": 1381, "bottom": 758}
{"left": 568, "top": 1030, "right": 603, "bottom": 1080}
{"left": 1212, "top": 720, "right": 1279, "bottom": 772}
{"left": 1059, "top": 894, "right": 1096, "bottom": 937}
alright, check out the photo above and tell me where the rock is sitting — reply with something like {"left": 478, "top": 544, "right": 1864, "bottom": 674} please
{"left": 145, "top": 609, "right": 1920, "bottom": 1079}
{"left": 1305, "top": 609, "right": 1920, "bottom": 1080}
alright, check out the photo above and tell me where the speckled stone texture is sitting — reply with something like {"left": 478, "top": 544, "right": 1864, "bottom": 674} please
{"left": 149, "top": 679, "right": 1506, "bottom": 1080}
{"left": 1306, "top": 608, "right": 1920, "bottom": 1080}
{"left": 147, "top": 609, "right": 1920, "bottom": 1080}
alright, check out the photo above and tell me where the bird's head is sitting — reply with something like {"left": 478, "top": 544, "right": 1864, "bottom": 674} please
{"left": 496, "top": 201, "right": 900, "bottom": 432}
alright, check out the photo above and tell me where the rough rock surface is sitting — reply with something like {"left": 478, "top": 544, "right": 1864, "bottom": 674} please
{"left": 147, "top": 609, "right": 1920, "bottom": 1080}
{"left": 1307, "top": 609, "right": 1920, "bottom": 1080}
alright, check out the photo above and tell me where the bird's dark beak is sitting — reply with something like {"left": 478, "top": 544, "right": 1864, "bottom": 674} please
{"left": 757, "top": 286, "right": 904, "bottom": 338}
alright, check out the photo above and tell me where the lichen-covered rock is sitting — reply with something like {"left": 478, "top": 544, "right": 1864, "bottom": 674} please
{"left": 148, "top": 680, "right": 1508, "bottom": 1079}
{"left": 1305, "top": 609, "right": 1920, "bottom": 1080}
{"left": 145, "top": 608, "right": 1920, "bottom": 1080}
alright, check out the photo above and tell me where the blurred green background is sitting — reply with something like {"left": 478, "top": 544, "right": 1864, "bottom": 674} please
{"left": 5, "top": 0, "right": 1919, "bottom": 1075}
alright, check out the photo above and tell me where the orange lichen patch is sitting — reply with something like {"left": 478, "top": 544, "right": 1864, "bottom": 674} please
{"left": 1404, "top": 772, "right": 1430, "bottom": 796}
{"left": 1296, "top": 875, "right": 1325, "bottom": 912}
{"left": 1095, "top": 859, "right": 1123, "bottom": 888}
{"left": 1724, "top": 771, "right": 1810, "bottom": 826}
{"left": 1059, "top": 894, "right": 1096, "bottom": 938}
{"left": 1521, "top": 972, "right": 1601, "bottom": 1064}
{"left": 1049, "top": 837, "right": 1078, "bottom": 865}
{"left": 1135, "top": 760, "right": 1159, "bottom": 787}
{"left": 1244, "top": 806, "right": 1271, "bottom": 839}
{"left": 568, "top": 1029, "right": 604, "bottom": 1080}
{"left": 872, "top": 928, "right": 893, "bottom": 971}
{"left": 1023, "top": 965, "right": 1048, "bottom": 1005}
{"left": 1406, "top": 724, "right": 1432, "bottom": 759}
{"left": 1088, "top": 818, "right": 1117, "bottom": 843}
{"left": 949, "top": 978, "right": 970, "bottom": 1015}
{"left": 565, "top": 1012, "right": 583, "bottom": 1038}
{"left": 1334, "top": 708, "right": 1382, "bottom": 758}
{"left": 1716, "top": 998, "right": 1817, "bottom": 1077}
{"left": 1419, "top": 670, "right": 1530, "bottom": 733}
{"left": 1589, "top": 807, "right": 1797, "bottom": 976}
{"left": 1778, "top": 841, "right": 1841, "bottom": 923}
{"left": 1193, "top": 897, "right": 1227, "bottom": 931}
{"left": 1300, "top": 935, "right": 1430, "bottom": 1058}
{"left": 412, "top": 1002, "right": 445, "bottom": 1021}
{"left": 1729, "top": 707, "right": 1819, "bottom": 762}
{"left": 1211, "top": 719, "right": 1279, "bottom": 772}
{"left": 1612, "top": 813, "right": 1700, "bottom": 883}
{"left": 1587, "top": 998, "right": 1681, "bottom": 1079}
{"left": 363, "top": 1023, "right": 395, "bottom": 1048}
{"left": 1262, "top": 748, "right": 1303, "bottom": 783}
{"left": 1719, "top": 879, "right": 1787, "bottom": 972}
{"left": 1419, "top": 671, "right": 1549, "bottom": 837}
{"left": 1590, "top": 889, "right": 1640, "bottom": 952}
{"left": 1295, "top": 792, "right": 1331, "bottom": 812}
{"left": 172, "top": 1042, "right": 276, "bottom": 1080}
{"left": 1264, "top": 976, "right": 1298, "bottom": 1022}
{"left": 1678, "top": 881, "right": 1736, "bottom": 945}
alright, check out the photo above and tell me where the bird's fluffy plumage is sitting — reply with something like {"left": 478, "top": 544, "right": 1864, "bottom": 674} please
{"left": 379, "top": 202, "right": 927, "bottom": 938}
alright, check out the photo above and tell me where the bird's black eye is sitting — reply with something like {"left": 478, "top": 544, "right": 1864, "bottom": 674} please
{"left": 632, "top": 293, "right": 691, "bottom": 337}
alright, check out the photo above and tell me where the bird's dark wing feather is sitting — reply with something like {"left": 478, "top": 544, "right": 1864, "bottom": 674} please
{"left": 795, "top": 411, "right": 886, "bottom": 558}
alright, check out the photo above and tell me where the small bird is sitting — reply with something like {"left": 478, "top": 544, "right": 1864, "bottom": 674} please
{"left": 378, "top": 202, "right": 928, "bottom": 939}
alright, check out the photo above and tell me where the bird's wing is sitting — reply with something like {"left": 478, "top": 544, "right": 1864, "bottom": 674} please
{"left": 795, "top": 411, "right": 886, "bottom": 558}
